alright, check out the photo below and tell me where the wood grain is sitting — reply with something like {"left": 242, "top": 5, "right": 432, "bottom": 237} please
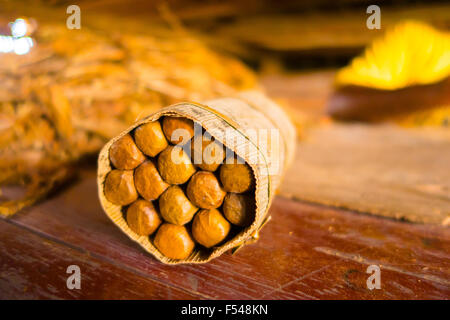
{"left": 0, "top": 219, "right": 200, "bottom": 299}
{"left": 3, "top": 169, "right": 449, "bottom": 299}
{"left": 281, "top": 123, "right": 450, "bottom": 225}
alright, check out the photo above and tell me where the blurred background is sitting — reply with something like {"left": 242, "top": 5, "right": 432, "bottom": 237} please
{"left": 0, "top": 0, "right": 449, "bottom": 223}
{"left": 2, "top": 0, "right": 449, "bottom": 66}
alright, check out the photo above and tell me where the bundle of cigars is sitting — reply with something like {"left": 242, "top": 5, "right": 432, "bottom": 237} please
{"left": 98, "top": 91, "right": 295, "bottom": 264}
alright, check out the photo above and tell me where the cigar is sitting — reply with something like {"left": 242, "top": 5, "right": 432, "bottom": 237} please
{"left": 104, "top": 169, "right": 138, "bottom": 205}
{"left": 157, "top": 146, "right": 196, "bottom": 184}
{"left": 219, "top": 160, "right": 255, "bottom": 193}
{"left": 162, "top": 116, "right": 195, "bottom": 145}
{"left": 159, "top": 185, "right": 198, "bottom": 225}
{"left": 134, "top": 121, "right": 168, "bottom": 157}
{"left": 109, "top": 134, "right": 146, "bottom": 170}
{"left": 154, "top": 223, "right": 195, "bottom": 260}
{"left": 192, "top": 209, "right": 231, "bottom": 248}
{"left": 126, "top": 199, "right": 161, "bottom": 236}
{"left": 187, "top": 171, "right": 226, "bottom": 209}
{"left": 223, "top": 193, "right": 255, "bottom": 227}
{"left": 191, "top": 133, "right": 225, "bottom": 172}
{"left": 134, "top": 160, "right": 169, "bottom": 200}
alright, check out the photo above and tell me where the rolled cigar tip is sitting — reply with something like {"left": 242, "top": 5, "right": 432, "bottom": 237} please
{"left": 109, "top": 134, "right": 146, "bottom": 170}
{"left": 134, "top": 160, "right": 169, "bottom": 200}
{"left": 134, "top": 121, "right": 169, "bottom": 157}
{"left": 157, "top": 145, "right": 196, "bottom": 184}
{"left": 191, "top": 134, "right": 225, "bottom": 172}
{"left": 159, "top": 185, "right": 198, "bottom": 225}
{"left": 223, "top": 193, "right": 255, "bottom": 227}
{"left": 219, "top": 161, "right": 255, "bottom": 193}
{"left": 192, "top": 208, "right": 231, "bottom": 248}
{"left": 162, "top": 116, "right": 195, "bottom": 145}
{"left": 126, "top": 199, "right": 162, "bottom": 236}
{"left": 154, "top": 223, "right": 195, "bottom": 260}
{"left": 104, "top": 169, "right": 138, "bottom": 205}
{"left": 187, "top": 171, "right": 226, "bottom": 209}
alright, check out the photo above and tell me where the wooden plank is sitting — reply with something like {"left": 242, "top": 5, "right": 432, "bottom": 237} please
{"left": 0, "top": 219, "right": 201, "bottom": 299}
{"left": 6, "top": 169, "right": 450, "bottom": 299}
{"left": 259, "top": 197, "right": 450, "bottom": 299}
{"left": 6, "top": 170, "right": 343, "bottom": 299}
{"left": 281, "top": 123, "right": 450, "bottom": 225}
{"left": 266, "top": 258, "right": 450, "bottom": 300}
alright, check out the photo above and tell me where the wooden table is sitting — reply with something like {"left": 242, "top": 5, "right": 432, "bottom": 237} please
{"left": 1, "top": 167, "right": 449, "bottom": 299}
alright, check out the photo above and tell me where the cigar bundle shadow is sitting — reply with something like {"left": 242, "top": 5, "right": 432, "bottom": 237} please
{"left": 97, "top": 91, "right": 295, "bottom": 264}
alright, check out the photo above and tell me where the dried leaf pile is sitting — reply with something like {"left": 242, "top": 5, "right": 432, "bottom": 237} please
{"left": 0, "top": 22, "right": 257, "bottom": 216}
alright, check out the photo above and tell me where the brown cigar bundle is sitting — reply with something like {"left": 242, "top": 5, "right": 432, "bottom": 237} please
{"left": 97, "top": 91, "right": 295, "bottom": 264}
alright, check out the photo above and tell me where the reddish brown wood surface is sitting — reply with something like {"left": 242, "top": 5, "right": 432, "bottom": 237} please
{"left": 1, "top": 168, "right": 449, "bottom": 299}
{"left": 0, "top": 218, "right": 199, "bottom": 299}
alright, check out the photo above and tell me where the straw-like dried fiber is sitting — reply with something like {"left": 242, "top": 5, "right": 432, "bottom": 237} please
{"left": 98, "top": 91, "right": 295, "bottom": 264}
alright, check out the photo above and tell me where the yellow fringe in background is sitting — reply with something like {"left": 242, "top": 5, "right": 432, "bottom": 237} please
{"left": 336, "top": 21, "right": 450, "bottom": 90}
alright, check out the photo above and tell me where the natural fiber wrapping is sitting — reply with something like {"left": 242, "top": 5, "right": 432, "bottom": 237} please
{"left": 97, "top": 91, "right": 295, "bottom": 264}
